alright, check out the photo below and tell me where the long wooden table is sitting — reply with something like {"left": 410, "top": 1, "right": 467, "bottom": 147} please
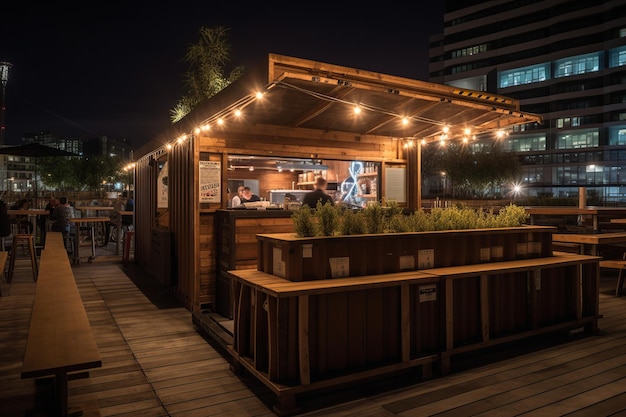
{"left": 21, "top": 232, "right": 102, "bottom": 416}
{"left": 526, "top": 206, "right": 626, "bottom": 233}
{"left": 552, "top": 232, "right": 626, "bottom": 256}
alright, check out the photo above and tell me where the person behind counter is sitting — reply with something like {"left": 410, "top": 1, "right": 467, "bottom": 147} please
{"left": 230, "top": 185, "right": 244, "bottom": 208}
{"left": 240, "top": 186, "right": 261, "bottom": 204}
{"left": 302, "top": 177, "right": 334, "bottom": 209}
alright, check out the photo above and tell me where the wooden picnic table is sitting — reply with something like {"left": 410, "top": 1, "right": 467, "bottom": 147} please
{"left": 526, "top": 206, "right": 626, "bottom": 233}
{"left": 552, "top": 232, "right": 626, "bottom": 256}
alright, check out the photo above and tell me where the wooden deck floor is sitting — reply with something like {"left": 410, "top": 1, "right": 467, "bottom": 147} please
{"left": 2, "top": 256, "right": 626, "bottom": 416}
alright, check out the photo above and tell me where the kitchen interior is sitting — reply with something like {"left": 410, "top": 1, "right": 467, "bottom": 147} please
{"left": 226, "top": 155, "right": 380, "bottom": 209}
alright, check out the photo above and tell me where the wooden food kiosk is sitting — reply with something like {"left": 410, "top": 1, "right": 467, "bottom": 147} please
{"left": 127, "top": 54, "right": 601, "bottom": 413}
{"left": 133, "top": 53, "right": 542, "bottom": 313}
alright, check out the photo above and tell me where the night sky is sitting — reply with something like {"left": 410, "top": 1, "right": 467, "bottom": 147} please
{"left": 2, "top": 2, "right": 445, "bottom": 150}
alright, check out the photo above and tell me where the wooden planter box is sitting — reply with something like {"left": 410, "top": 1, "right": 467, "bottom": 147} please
{"left": 257, "top": 226, "right": 555, "bottom": 281}
{"left": 227, "top": 253, "right": 601, "bottom": 415}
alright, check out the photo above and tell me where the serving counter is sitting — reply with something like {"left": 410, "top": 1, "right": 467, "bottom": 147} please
{"left": 215, "top": 209, "right": 295, "bottom": 318}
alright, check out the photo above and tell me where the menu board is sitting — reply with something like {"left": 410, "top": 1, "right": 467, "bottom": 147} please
{"left": 199, "top": 160, "right": 221, "bottom": 203}
{"left": 385, "top": 167, "right": 406, "bottom": 203}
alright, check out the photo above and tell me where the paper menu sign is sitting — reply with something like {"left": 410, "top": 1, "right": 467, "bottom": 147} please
{"left": 418, "top": 249, "right": 434, "bottom": 269}
{"left": 329, "top": 257, "right": 350, "bottom": 278}
{"left": 273, "top": 247, "right": 285, "bottom": 278}
{"left": 419, "top": 284, "right": 437, "bottom": 302}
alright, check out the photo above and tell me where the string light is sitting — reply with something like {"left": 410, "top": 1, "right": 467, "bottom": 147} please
{"left": 148, "top": 78, "right": 527, "bottom": 162}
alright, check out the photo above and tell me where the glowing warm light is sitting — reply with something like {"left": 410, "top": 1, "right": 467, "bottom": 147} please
{"left": 234, "top": 109, "right": 242, "bottom": 117}
{"left": 462, "top": 137, "right": 469, "bottom": 143}
{"left": 442, "top": 126, "right": 450, "bottom": 134}
{"left": 249, "top": 166, "right": 254, "bottom": 171}
{"left": 194, "top": 127, "right": 201, "bottom": 134}
{"left": 166, "top": 143, "right": 172, "bottom": 150}
{"left": 255, "top": 91, "right": 264, "bottom": 99}
{"left": 201, "top": 124, "right": 210, "bottom": 131}
{"left": 496, "top": 129, "right": 507, "bottom": 139}
{"left": 217, "top": 118, "right": 225, "bottom": 125}
{"left": 402, "top": 117, "right": 409, "bottom": 125}
{"left": 421, "top": 138, "right": 427, "bottom": 145}
{"left": 353, "top": 105, "right": 361, "bottom": 115}
{"left": 464, "top": 128, "right": 471, "bottom": 135}
{"left": 277, "top": 167, "right": 283, "bottom": 172}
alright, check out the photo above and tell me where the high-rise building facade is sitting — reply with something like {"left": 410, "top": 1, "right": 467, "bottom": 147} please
{"left": 429, "top": 0, "right": 626, "bottom": 203}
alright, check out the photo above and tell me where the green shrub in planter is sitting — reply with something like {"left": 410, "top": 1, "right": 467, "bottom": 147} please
{"left": 315, "top": 202, "right": 340, "bottom": 236}
{"left": 292, "top": 202, "right": 529, "bottom": 237}
{"left": 340, "top": 209, "right": 368, "bottom": 235}
{"left": 292, "top": 205, "right": 317, "bottom": 237}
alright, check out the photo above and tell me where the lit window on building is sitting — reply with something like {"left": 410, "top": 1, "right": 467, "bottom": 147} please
{"left": 499, "top": 63, "right": 549, "bottom": 88}
{"left": 556, "top": 129, "right": 599, "bottom": 149}
{"left": 554, "top": 53, "right": 601, "bottom": 77}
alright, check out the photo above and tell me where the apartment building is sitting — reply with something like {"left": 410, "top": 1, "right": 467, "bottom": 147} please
{"left": 0, "top": 131, "right": 132, "bottom": 196}
{"left": 429, "top": 0, "right": 626, "bottom": 203}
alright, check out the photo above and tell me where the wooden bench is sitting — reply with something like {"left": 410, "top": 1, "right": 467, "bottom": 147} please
{"left": 599, "top": 254, "right": 626, "bottom": 296}
{"left": 21, "top": 232, "right": 102, "bottom": 417}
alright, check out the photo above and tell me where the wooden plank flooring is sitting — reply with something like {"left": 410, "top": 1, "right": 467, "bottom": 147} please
{"left": 2, "top": 254, "right": 626, "bottom": 416}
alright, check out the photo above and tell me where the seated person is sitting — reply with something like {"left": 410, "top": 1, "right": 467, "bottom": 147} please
{"left": 50, "top": 196, "right": 73, "bottom": 234}
{"left": 240, "top": 187, "right": 261, "bottom": 204}
{"left": 122, "top": 192, "right": 133, "bottom": 228}
{"left": 10, "top": 198, "right": 33, "bottom": 234}
{"left": 40, "top": 196, "right": 58, "bottom": 238}
{"left": 0, "top": 200, "right": 13, "bottom": 248}
{"left": 105, "top": 192, "right": 129, "bottom": 245}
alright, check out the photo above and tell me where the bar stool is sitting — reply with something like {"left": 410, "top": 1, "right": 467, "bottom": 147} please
{"left": 7, "top": 234, "right": 38, "bottom": 283}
